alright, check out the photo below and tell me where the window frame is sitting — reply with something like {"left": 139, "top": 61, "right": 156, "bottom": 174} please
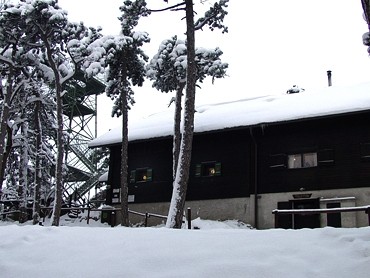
{"left": 287, "top": 152, "right": 318, "bottom": 169}
{"left": 269, "top": 149, "right": 334, "bottom": 170}
{"left": 129, "top": 168, "right": 153, "bottom": 183}
{"left": 195, "top": 161, "right": 222, "bottom": 178}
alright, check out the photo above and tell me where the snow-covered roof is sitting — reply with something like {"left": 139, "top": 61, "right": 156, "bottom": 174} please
{"left": 89, "top": 82, "right": 370, "bottom": 148}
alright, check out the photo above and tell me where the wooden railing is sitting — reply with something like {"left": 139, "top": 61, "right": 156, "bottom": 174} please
{"left": 31, "top": 205, "right": 192, "bottom": 228}
{"left": 94, "top": 207, "right": 191, "bottom": 228}
{"left": 272, "top": 205, "right": 370, "bottom": 228}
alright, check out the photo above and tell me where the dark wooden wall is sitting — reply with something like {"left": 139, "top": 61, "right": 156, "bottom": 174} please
{"left": 107, "top": 138, "right": 173, "bottom": 204}
{"left": 257, "top": 112, "right": 370, "bottom": 194}
{"left": 106, "top": 111, "right": 370, "bottom": 204}
{"left": 188, "top": 129, "right": 251, "bottom": 200}
{"left": 107, "top": 129, "right": 252, "bottom": 204}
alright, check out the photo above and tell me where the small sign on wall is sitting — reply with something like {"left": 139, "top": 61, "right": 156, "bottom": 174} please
{"left": 111, "top": 189, "right": 135, "bottom": 203}
{"left": 128, "top": 195, "right": 135, "bottom": 203}
{"left": 112, "top": 188, "right": 120, "bottom": 204}
{"left": 293, "top": 193, "right": 312, "bottom": 199}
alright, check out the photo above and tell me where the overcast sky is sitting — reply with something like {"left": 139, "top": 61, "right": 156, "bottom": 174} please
{"left": 59, "top": 0, "right": 370, "bottom": 135}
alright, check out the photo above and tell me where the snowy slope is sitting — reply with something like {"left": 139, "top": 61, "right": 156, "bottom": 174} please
{"left": 1, "top": 220, "right": 370, "bottom": 278}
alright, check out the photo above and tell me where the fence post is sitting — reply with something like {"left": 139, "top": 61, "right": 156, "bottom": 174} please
{"left": 87, "top": 205, "right": 91, "bottom": 225}
{"left": 187, "top": 207, "right": 191, "bottom": 229}
{"left": 144, "top": 212, "right": 149, "bottom": 227}
{"left": 111, "top": 211, "right": 115, "bottom": 227}
{"left": 273, "top": 210, "right": 279, "bottom": 228}
{"left": 366, "top": 207, "right": 370, "bottom": 226}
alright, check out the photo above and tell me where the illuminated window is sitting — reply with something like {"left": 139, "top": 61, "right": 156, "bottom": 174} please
{"left": 130, "top": 168, "right": 152, "bottom": 183}
{"left": 288, "top": 154, "right": 302, "bottom": 168}
{"left": 195, "top": 162, "right": 222, "bottom": 177}
{"left": 288, "top": 153, "right": 317, "bottom": 169}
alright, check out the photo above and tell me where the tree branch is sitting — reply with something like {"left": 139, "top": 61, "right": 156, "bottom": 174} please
{"left": 149, "top": 1, "right": 186, "bottom": 12}
{"left": 0, "top": 55, "right": 15, "bottom": 66}
{"left": 362, "top": 0, "right": 370, "bottom": 30}
{"left": 194, "top": 0, "right": 228, "bottom": 33}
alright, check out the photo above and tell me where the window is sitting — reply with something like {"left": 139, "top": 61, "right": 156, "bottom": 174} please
{"left": 288, "top": 154, "right": 302, "bottom": 168}
{"left": 317, "top": 149, "right": 335, "bottom": 166}
{"left": 195, "top": 162, "right": 221, "bottom": 177}
{"left": 269, "top": 153, "right": 287, "bottom": 169}
{"left": 303, "top": 153, "right": 317, "bottom": 167}
{"left": 360, "top": 143, "right": 370, "bottom": 162}
{"left": 130, "top": 168, "right": 153, "bottom": 183}
{"left": 270, "top": 149, "right": 333, "bottom": 170}
{"left": 288, "top": 152, "right": 317, "bottom": 169}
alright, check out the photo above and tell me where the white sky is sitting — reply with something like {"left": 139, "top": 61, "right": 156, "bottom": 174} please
{"left": 59, "top": 0, "right": 370, "bottom": 136}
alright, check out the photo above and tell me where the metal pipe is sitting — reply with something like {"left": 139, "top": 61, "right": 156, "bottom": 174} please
{"left": 187, "top": 207, "right": 192, "bottom": 229}
{"left": 327, "top": 70, "right": 332, "bottom": 87}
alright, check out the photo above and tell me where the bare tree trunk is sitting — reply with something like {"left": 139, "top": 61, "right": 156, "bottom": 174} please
{"left": 172, "top": 83, "right": 185, "bottom": 180}
{"left": 120, "top": 72, "right": 129, "bottom": 227}
{"left": 42, "top": 36, "right": 65, "bottom": 226}
{"left": 1, "top": 125, "right": 13, "bottom": 189}
{"left": 19, "top": 120, "right": 29, "bottom": 223}
{"left": 166, "top": 0, "right": 196, "bottom": 229}
{"left": 0, "top": 71, "right": 13, "bottom": 190}
{"left": 33, "top": 99, "right": 42, "bottom": 225}
{"left": 51, "top": 79, "right": 64, "bottom": 226}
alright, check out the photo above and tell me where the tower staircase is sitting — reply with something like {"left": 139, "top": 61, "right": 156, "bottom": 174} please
{"left": 61, "top": 72, "right": 107, "bottom": 206}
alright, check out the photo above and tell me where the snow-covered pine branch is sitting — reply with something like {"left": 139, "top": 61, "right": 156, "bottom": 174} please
{"left": 194, "top": 0, "right": 229, "bottom": 33}
{"left": 147, "top": 36, "right": 228, "bottom": 92}
{"left": 0, "top": 54, "right": 15, "bottom": 67}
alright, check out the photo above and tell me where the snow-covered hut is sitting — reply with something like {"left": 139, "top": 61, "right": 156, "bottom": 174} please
{"left": 89, "top": 82, "right": 370, "bottom": 228}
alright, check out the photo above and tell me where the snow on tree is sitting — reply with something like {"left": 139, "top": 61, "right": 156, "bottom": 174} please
{"left": 82, "top": 0, "right": 150, "bottom": 226}
{"left": 16, "top": 0, "right": 77, "bottom": 226}
{"left": 362, "top": 1, "right": 370, "bottom": 53}
{"left": 147, "top": 0, "right": 228, "bottom": 228}
{"left": 147, "top": 36, "right": 228, "bottom": 181}
{"left": 107, "top": 0, "right": 150, "bottom": 227}
{"left": 14, "top": 83, "right": 57, "bottom": 224}
{"left": 0, "top": 1, "right": 35, "bottom": 192}
{"left": 12, "top": 87, "right": 32, "bottom": 223}
{"left": 0, "top": 71, "right": 56, "bottom": 223}
{"left": 0, "top": 0, "right": 105, "bottom": 226}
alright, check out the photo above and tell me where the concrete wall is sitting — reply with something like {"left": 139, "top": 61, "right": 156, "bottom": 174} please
{"left": 117, "top": 197, "right": 252, "bottom": 227}
{"left": 254, "top": 187, "right": 370, "bottom": 229}
{"left": 111, "top": 187, "right": 370, "bottom": 229}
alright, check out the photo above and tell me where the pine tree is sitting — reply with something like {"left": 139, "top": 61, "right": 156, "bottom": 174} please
{"left": 24, "top": 84, "right": 56, "bottom": 224}
{"left": 2, "top": 79, "right": 56, "bottom": 223}
{"left": 82, "top": 0, "right": 150, "bottom": 226}
{"left": 8, "top": 0, "right": 103, "bottom": 225}
{"left": 362, "top": 0, "right": 370, "bottom": 53}
{"left": 107, "top": 0, "right": 150, "bottom": 226}
{"left": 0, "top": 2, "right": 33, "bottom": 192}
{"left": 147, "top": 0, "right": 228, "bottom": 228}
{"left": 13, "top": 87, "right": 32, "bottom": 223}
{"left": 17, "top": 0, "right": 73, "bottom": 226}
{"left": 1, "top": 1, "right": 104, "bottom": 224}
{"left": 147, "top": 37, "right": 228, "bottom": 181}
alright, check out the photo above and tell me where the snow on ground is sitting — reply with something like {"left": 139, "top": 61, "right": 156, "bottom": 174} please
{"left": 1, "top": 215, "right": 370, "bottom": 278}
